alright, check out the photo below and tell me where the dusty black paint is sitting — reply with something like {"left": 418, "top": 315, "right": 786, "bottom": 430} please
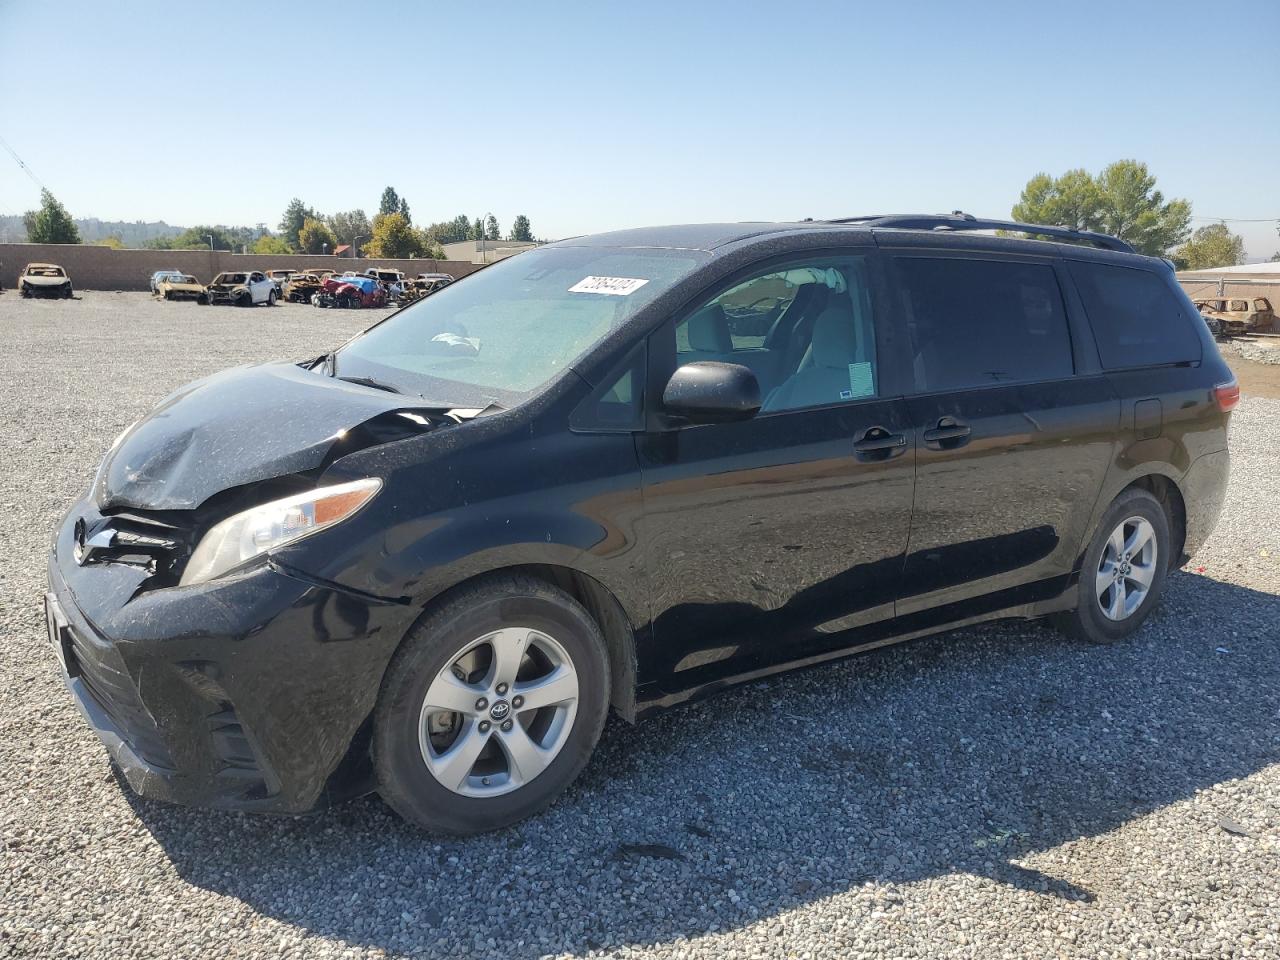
{"left": 47, "top": 220, "right": 1234, "bottom": 815}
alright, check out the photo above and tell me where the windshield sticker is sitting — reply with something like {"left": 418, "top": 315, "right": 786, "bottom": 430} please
{"left": 847, "top": 362, "right": 874, "bottom": 399}
{"left": 568, "top": 276, "right": 650, "bottom": 296}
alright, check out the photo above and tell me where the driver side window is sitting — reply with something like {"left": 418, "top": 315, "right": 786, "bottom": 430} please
{"left": 674, "top": 257, "right": 878, "bottom": 413}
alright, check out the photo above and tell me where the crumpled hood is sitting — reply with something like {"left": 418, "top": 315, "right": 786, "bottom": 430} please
{"left": 94, "top": 361, "right": 418, "bottom": 511}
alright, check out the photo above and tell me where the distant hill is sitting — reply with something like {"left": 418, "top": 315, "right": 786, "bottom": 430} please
{"left": 0, "top": 215, "right": 186, "bottom": 246}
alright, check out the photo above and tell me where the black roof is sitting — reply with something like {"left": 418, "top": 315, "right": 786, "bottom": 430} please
{"left": 558, "top": 213, "right": 1138, "bottom": 257}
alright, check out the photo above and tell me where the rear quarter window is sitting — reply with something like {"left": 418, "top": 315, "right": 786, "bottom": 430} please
{"left": 1069, "top": 261, "right": 1202, "bottom": 369}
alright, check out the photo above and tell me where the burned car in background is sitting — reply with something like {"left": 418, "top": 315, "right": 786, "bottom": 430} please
{"left": 265, "top": 269, "right": 293, "bottom": 298}
{"left": 312, "top": 274, "right": 386, "bottom": 309}
{"left": 283, "top": 272, "right": 324, "bottom": 303}
{"left": 18, "top": 263, "right": 74, "bottom": 298}
{"left": 149, "top": 270, "right": 185, "bottom": 294}
{"left": 155, "top": 274, "right": 206, "bottom": 302}
{"left": 1193, "top": 296, "right": 1275, "bottom": 335}
{"left": 204, "top": 271, "right": 278, "bottom": 307}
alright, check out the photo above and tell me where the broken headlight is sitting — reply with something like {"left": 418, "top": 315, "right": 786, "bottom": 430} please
{"left": 180, "top": 478, "right": 381, "bottom": 586}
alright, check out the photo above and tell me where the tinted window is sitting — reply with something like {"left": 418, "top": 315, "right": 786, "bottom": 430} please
{"left": 1070, "top": 262, "right": 1202, "bottom": 369}
{"left": 673, "top": 258, "right": 878, "bottom": 413}
{"left": 896, "top": 257, "right": 1073, "bottom": 391}
{"left": 570, "top": 345, "right": 644, "bottom": 432}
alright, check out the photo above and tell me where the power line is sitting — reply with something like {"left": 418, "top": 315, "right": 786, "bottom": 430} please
{"left": 0, "top": 133, "right": 47, "bottom": 193}
{"left": 1189, "top": 216, "right": 1279, "bottom": 223}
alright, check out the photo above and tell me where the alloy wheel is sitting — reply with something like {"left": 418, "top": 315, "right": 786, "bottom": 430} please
{"left": 418, "top": 627, "right": 579, "bottom": 798}
{"left": 1096, "top": 515, "right": 1158, "bottom": 621}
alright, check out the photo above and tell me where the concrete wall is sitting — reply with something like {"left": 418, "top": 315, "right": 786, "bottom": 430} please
{"left": 0, "top": 243, "right": 483, "bottom": 291}
{"left": 1177, "top": 276, "right": 1280, "bottom": 309}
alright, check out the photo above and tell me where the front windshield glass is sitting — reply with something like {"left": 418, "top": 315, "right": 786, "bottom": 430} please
{"left": 336, "top": 245, "right": 703, "bottom": 405}
{"left": 217, "top": 273, "right": 247, "bottom": 284}
{"left": 175, "top": 275, "right": 197, "bottom": 284}
{"left": 30, "top": 266, "right": 65, "bottom": 277}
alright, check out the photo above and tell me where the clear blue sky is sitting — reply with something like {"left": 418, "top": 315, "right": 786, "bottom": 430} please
{"left": 2, "top": 0, "right": 1277, "bottom": 257}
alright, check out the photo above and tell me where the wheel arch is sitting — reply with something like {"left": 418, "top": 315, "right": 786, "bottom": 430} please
{"left": 1120, "top": 474, "right": 1188, "bottom": 570}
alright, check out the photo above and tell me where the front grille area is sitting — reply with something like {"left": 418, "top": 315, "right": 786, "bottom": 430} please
{"left": 63, "top": 622, "right": 174, "bottom": 770}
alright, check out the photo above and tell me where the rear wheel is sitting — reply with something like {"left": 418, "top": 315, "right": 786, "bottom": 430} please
{"left": 374, "top": 575, "right": 609, "bottom": 834}
{"left": 1057, "top": 488, "right": 1170, "bottom": 644}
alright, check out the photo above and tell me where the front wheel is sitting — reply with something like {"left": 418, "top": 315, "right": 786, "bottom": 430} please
{"left": 1057, "top": 488, "right": 1170, "bottom": 644}
{"left": 267, "top": 289, "right": 277, "bottom": 307}
{"left": 374, "top": 576, "right": 610, "bottom": 834}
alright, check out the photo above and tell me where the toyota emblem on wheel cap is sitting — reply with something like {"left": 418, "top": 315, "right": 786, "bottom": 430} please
{"left": 489, "top": 700, "right": 511, "bottom": 722}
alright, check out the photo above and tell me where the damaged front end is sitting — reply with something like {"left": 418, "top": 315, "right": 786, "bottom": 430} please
{"left": 47, "top": 360, "right": 478, "bottom": 812}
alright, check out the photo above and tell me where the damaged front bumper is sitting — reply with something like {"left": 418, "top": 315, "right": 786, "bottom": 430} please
{"left": 45, "top": 499, "right": 411, "bottom": 814}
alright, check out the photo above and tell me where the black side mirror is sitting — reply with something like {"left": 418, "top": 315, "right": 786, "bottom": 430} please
{"left": 662, "top": 362, "right": 761, "bottom": 423}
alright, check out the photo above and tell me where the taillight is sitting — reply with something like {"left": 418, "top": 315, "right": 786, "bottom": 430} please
{"left": 1213, "top": 380, "right": 1240, "bottom": 413}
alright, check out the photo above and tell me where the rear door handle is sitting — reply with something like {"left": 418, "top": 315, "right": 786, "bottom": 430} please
{"left": 922, "top": 416, "right": 972, "bottom": 448}
{"left": 853, "top": 426, "right": 907, "bottom": 460}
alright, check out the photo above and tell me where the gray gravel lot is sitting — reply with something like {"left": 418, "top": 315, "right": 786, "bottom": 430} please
{"left": 2, "top": 292, "right": 1278, "bottom": 959}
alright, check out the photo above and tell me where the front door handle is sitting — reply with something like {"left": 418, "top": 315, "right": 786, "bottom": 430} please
{"left": 922, "top": 416, "right": 972, "bottom": 448}
{"left": 853, "top": 426, "right": 907, "bottom": 460}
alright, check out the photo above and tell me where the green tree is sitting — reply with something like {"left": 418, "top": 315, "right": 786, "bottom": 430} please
{"left": 379, "top": 186, "right": 401, "bottom": 217}
{"left": 422, "top": 214, "right": 472, "bottom": 245}
{"left": 298, "top": 217, "right": 338, "bottom": 255}
{"left": 164, "top": 226, "right": 242, "bottom": 251}
{"left": 252, "top": 234, "right": 293, "bottom": 256}
{"left": 509, "top": 214, "right": 533, "bottom": 242}
{"left": 398, "top": 197, "right": 411, "bottom": 223}
{"left": 95, "top": 235, "right": 124, "bottom": 250}
{"left": 279, "top": 198, "right": 317, "bottom": 251}
{"left": 23, "top": 190, "right": 81, "bottom": 244}
{"left": 365, "top": 212, "right": 423, "bottom": 258}
{"left": 327, "top": 209, "right": 372, "bottom": 246}
{"left": 485, "top": 214, "right": 501, "bottom": 241}
{"left": 1011, "top": 160, "right": 1190, "bottom": 256}
{"left": 1174, "top": 223, "right": 1245, "bottom": 271}
{"left": 470, "top": 217, "right": 484, "bottom": 241}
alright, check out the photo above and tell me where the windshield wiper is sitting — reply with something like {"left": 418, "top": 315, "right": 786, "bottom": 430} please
{"left": 338, "top": 375, "right": 401, "bottom": 394}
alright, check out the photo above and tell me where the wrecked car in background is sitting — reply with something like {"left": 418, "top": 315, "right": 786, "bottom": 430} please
{"left": 283, "top": 272, "right": 323, "bottom": 303}
{"left": 313, "top": 274, "right": 386, "bottom": 309}
{"left": 155, "top": 274, "right": 206, "bottom": 302}
{"left": 18, "top": 263, "right": 74, "bottom": 298}
{"left": 149, "top": 270, "right": 185, "bottom": 294}
{"left": 204, "top": 271, "right": 278, "bottom": 307}
{"left": 1194, "top": 296, "right": 1275, "bottom": 335}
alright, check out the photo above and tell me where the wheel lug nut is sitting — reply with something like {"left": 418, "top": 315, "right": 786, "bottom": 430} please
{"left": 476, "top": 697, "right": 488, "bottom": 710}
{"left": 496, "top": 683, "right": 509, "bottom": 695}
{"left": 501, "top": 720, "right": 513, "bottom": 732}
{"left": 512, "top": 695, "right": 524, "bottom": 708}
{"left": 479, "top": 720, "right": 491, "bottom": 733}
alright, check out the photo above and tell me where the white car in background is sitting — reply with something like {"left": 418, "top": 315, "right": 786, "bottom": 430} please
{"left": 203, "top": 271, "right": 278, "bottom": 307}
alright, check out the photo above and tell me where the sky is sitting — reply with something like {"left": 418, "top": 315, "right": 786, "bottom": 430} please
{"left": 1, "top": 0, "right": 1277, "bottom": 258}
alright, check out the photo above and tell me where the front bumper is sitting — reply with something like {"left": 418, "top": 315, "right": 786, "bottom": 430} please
{"left": 46, "top": 501, "right": 412, "bottom": 813}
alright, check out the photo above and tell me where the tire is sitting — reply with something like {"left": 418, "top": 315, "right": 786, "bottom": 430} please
{"left": 267, "top": 290, "right": 277, "bottom": 307}
{"left": 237, "top": 292, "right": 252, "bottom": 307}
{"left": 1057, "top": 488, "right": 1170, "bottom": 644}
{"left": 164, "top": 290, "right": 173, "bottom": 301}
{"left": 374, "top": 575, "right": 610, "bottom": 835}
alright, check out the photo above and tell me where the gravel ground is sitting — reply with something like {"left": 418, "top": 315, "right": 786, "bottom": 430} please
{"left": 2, "top": 292, "right": 1277, "bottom": 960}
{"left": 1218, "top": 336, "right": 1280, "bottom": 367}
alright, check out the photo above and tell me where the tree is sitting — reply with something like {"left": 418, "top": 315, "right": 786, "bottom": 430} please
{"left": 1174, "top": 223, "right": 1245, "bottom": 271}
{"left": 422, "top": 214, "right": 472, "bottom": 245}
{"left": 162, "top": 225, "right": 244, "bottom": 251}
{"left": 510, "top": 214, "right": 533, "bottom": 242}
{"left": 470, "top": 217, "right": 485, "bottom": 241}
{"left": 485, "top": 215, "right": 501, "bottom": 241}
{"left": 95, "top": 235, "right": 124, "bottom": 250}
{"left": 24, "top": 190, "right": 81, "bottom": 244}
{"left": 1011, "top": 160, "right": 1190, "bottom": 256}
{"left": 252, "top": 234, "right": 293, "bottom": 256}
{"left": 298, "top": 217, "right": 338, "bottom": 255}
{"left": 365, "top": 213, "right": 423, "bottom": 259}
{"left": 379, "top": 186, "right": 401, "bottom": 217}
{"left": 279, "top": 198, "right": 318, "bottom": 251}
{"left": 398, "top": 197, "right": 411, "bottom": 224}
{"left": 327, "top": 209, "right": 372, "bottom": 246}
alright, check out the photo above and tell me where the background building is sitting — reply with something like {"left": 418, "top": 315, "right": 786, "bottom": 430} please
{"left": 441, "top": 239, "right": 540, "bottom": 264}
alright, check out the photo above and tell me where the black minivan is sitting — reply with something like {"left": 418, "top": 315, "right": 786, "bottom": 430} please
{"left": 46, "top": 214, "right": 1236, "bottom": 834}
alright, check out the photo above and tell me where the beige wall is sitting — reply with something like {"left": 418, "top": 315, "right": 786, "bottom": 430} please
{"left": 0, "top": 243, "right": 482, "bottom": 291}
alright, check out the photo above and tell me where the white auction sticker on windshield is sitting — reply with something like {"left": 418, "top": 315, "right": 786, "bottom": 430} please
{"left": 568, "top": 276, "right": 650, "bottom": 296}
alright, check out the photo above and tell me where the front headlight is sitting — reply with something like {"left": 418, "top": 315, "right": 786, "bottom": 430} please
{"left": 180, "top": 478, "right": 381, "bottom": 586}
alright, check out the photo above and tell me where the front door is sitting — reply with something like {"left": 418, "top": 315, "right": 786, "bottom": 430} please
{"left": 634, "top": 252, "right": 916, "bottom": 706}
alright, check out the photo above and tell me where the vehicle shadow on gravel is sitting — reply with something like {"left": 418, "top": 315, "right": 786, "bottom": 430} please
{"left": 126, "top": 570, "right": 1280, "bottom": 958}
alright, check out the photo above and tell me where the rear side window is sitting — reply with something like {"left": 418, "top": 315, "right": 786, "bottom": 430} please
{"left": 1070, "top": 262, "right": 1202, "bottom": 369}
{"left": 896, "top": 257, "right": 1073, "bottom": 391}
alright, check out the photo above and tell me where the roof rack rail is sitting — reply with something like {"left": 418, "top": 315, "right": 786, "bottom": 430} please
{"left": 825, "top": 211, "right": 1135, "bottom": 254}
